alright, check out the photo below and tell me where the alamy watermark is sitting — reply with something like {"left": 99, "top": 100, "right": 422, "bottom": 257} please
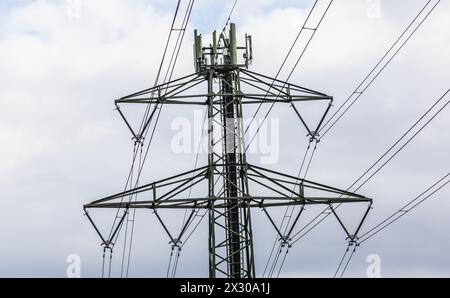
{"left": 66, "top": 254, "right": 81, "bottom": 278}
{"left": 66, "top": 0, "right": 82, "bottom": 19}
{"left": 366, "top": 0, "right": 382, "bottom": 19}
{"left": 366, "top": 253, "right": 382, "bottom": 278}
{"left": 171, "top": 110, "right": 280, "bottom": 165}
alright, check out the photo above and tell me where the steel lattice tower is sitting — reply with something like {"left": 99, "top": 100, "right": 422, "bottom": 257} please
{"left": 85, "top": 24, "right": 372, "bottom": 278}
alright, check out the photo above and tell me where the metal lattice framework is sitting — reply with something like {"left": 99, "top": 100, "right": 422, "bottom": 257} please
{"left": 85, "top": 24, "right": 372, "bottom": 278}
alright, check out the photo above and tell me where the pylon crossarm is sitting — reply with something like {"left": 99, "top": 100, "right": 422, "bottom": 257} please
{"left": 248, "top": 196, "right": 371, "bottom": 209}
{"left": 85, "top": 195, "right": 370, "bottom": 210}
{"left": 112, "top": 77, "right": 333, "bottom": 109}
{"left": 248, "top": 167, "right": 302, "bottom": 197}
{"left": 117, "top": 98, "right": 208, "bottom": 106}
{"left": 84, "top": 166, "right": 209, "bottom": 208}
{"left": 247, "top": 175, "right": 294, "bottom": 198}
{"left": 241, "top": 69, "right": 329, "bottom": 96}
{"left": 114, "top": 69, "right": 333, "bottom": 106}
{"left": 117, "top": 72, "right": 204, "bottom": 102}
{"left": 239, "top": 96, "right": 332, "bottom": 104}
{"left": 239, "top": 69, "right": 332, "bottom": 101}
{"left": 248, "top": 164, "right": 369, "bottom": 200}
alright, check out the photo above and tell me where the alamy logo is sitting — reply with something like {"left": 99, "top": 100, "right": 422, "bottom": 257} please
{"left": 171, "top": 110, "right": 280, "bottom": 165}
{"left": 366, "top": 0, "right": 382, "bottom": 19}
{"left": 66, "top": 254, "right": 81, "bottom": 278}
{"left": 366, "top": 254, "right": 382, "bottom": 278}
{"left": 66, "top": 0, "right": 82, "bottom": 19}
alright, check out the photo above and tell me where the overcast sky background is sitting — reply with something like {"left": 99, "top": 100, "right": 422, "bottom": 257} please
{"left": 0, "top": 0, "right": 449, "bottom": 278}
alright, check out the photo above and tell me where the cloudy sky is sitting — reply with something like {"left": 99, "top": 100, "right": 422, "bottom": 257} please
{"left": 0, "top": 0, "right": 449, "bottom": 278}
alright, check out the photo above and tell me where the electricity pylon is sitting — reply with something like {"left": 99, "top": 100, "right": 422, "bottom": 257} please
{"left": 84, "top": 24, "right": 372, "bottom": 278}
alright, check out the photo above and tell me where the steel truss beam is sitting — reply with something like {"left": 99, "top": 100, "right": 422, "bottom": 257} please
{"left": 85, "top": 164, "right": 370, "bottom": 210}
{"left": 114, "top": 69, "right": 332, "bottom": 106}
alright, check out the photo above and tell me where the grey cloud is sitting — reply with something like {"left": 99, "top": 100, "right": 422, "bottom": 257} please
{"left": 0, "top": 0, "right": 449, "bottom": 277}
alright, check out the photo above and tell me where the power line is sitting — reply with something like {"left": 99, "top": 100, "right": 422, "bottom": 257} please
{"left": 264, "top": 140, "right": 318, "bottom": 277}
{"left": 138, "top": 0, "right": 195, "bottom": 140}
{"left": 106, "top": 143, "right": 141, "bottom": 243}
{"left": 104, "top": 0, "right": 191, "bottom": 248}
{"left": 94, "top": 0, "right": 196, "bottom": 278}
{"left": 290, "top": 88, "right": 450, "bottom": 246}
{"left": 221, "top": 0, "right": 238, "bottom": 35}
{"left": 333, "top": 244, "right": 350, "bottom": 278}
{"left": 319, "top": 0, "right": 440, "bottom": 139}
{"left": 120, "top": 144, "right": 143, "bottom": 278}
{"left": 262, "top": 143, "right": 312, "bottom": 277}
{"left": 180, "top": 210, "right": 208, "bottom": 249}
{"left": 245, "top": 0, "right": 334, "bottom": 152}
{"left": 268, "top": 0, "right": 442, "bottom": 277}
{"left": 274, "top": 2, "right": 444, "bottom": 276}
{"left": 137, "top": 0, "right": 183, "bottom": 139}
{"left": 337, "top": 245, "right": 356, "bottom": 278}
{"left": 181, "top": 109, "right": 208, "bottom": 229}
{"left": 346, "top": 89, "right": 450, "bottom": 197}
{"left": 124, "top": 0, "right": 196, "bottom": 277}
{"left": 359, "top": 171, "right": 450, "bottom": 244}
{"left": 244, "top": 0, "right": 320, "bottom": 138}
{"left": 338, "top": 170, "right": 450, "bottom": 278}
{"left": 276, "top": 247, "right": 290, "bottom": 278}
{"left": 260, "top": 1, "right": 336, "bottom": 277}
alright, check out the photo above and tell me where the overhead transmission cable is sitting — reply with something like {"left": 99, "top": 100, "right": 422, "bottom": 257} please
{"left": 284, "top": 3, "right": 443, "bottom": 260}
{"left": 337, "top": 170, "right": 450, "bottom": 278}
{"left": 263, "top": 140, "right": 318, "bottom": 277}
{"left": 259, "top": 0, "right": 333, "bottom": 278}
{"left": 103, "top": 0, "right": 186, "bottom": 251}
{"left": 263, "top": 0, "right": 441, "bottom": 278}
{"left": 93, "top": 0, "right": 195, "bottom": 278}
{"left": 222, "top": 0, "right": 238, "bottom": 35}
{"left": 137, "top": 0, "right": 183, "bottom": 138}
{"left": 278, "top": 0, "right": 443, "bottom": 250}
{"left": 123, "top": 0, "right": 196, "bottom": 278}
{"left": 333, "top": 244, "right": 351, "bottom": 278}
{"left": 359, "top": 171, "right": 450, "bottom": 244}
{"left": 244, "top": 0, "right": 319, "bottom": 137}
{"left": 272, "top": 1, "right": 443, "bottom": 277}
{"left": 334, "top": 244, "right": 357, "bottom": 278}
{"left": 290, "top": 89, "right": 450, "bottom": 246}
{"left": 286, "top": 89, "right": 450, "bottom": 277}
{"left": 319, "top": 0, "right": 440, "bottom": 139}
{"left": 262, "top": 144, "right": 311, "bottom": 277}
{"left": 245, "top": 0, "right": 334, "bottom": 153}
